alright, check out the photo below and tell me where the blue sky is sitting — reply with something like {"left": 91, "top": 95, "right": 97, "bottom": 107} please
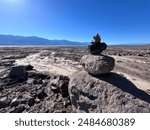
{"left": 0, "top": 0, "right": 150, "bottom": 44}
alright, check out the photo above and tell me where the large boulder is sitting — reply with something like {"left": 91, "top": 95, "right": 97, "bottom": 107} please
{"left": 80, "top": 54, "right": 115, "bottom": 76}
{"left": 9, "top": 66, "right": 27, "bottom": 81}
{"left": 68, "top": 71, "right": 150, "bottom": 113}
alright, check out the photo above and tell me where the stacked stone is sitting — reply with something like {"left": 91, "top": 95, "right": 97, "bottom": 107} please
{"left": 81, "top": 33, "right": 115, "bottom": 76}
{"left": 88, "top": 33, "right": 107, "bottom": 55}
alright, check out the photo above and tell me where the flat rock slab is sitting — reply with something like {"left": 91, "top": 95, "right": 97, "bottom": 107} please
{"left": 80, "top": 54, "right": 115, "bottom": 75}
{"left": 68, "top": 71, "right": 150, "bottom": 113}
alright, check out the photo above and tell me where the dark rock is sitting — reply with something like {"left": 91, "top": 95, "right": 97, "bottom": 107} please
{"left": 117, "top": 53, "right": 121, "bottom": 56}
{"left": 0, "top": 87, "right": 3, "bottom": 91}
{"left": 0, "top": 97, "right": 11, "bottom": 109}
{"left": 137, "top": 54, "right": 144, "bottom": 57}
{"left": 28, "top": 97, "right": 35, "bottom": 106}
{"left": 19, "top": 86, "right": 27, "bottom": 92}
{"left": 88, "top": 33, "right": 107, "bottom": 54}
{"left": 20, "top": 99, "right": 27, "bottom": 104}
{"left": 37, "top": 89, "right": 47, "bottom": 100}
{"left": 10, "top": 98, "right": 20, "bottom": 107}
{"left": 28, "top": 71, "right": 50, "bottom": 79}
{"left": 80, "top": 54, "right": 115, "bottom": 75}
{"left": 9, "top": 66, "right": 27, "bottom": 81}
{"left": 10, "top": 105, "right": 25, "bottom": 113}
{"left": 88, "top": 42, "right": 107, "bottom": 55}
{"left": 33, "top": 79, "right": 43, "bottom": 84}
{"left": 68, "top": 71, "right": 150, "bottom": 113}
{"left": 59, "top": 80, "right": 69, "bottom": 97}
{"left": 26, "top": 64, "right": 34, "bottom": 71}
{"left": 3, "top": 78, "right": 18, "bottom": 86}
{"left": 9, "top": 107, "right": 16, "bottom": 113}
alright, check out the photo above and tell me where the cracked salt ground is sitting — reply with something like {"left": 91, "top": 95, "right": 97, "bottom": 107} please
{"left": 15, "top": 51, "right": 83, "bottom": 76}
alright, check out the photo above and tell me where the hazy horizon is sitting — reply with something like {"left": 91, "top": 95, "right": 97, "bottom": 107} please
{"left": 0, "top": 34, "right": 150, "bottom": 46}
{"left": 0, "top": 0, "right": 150, "bottom": 44}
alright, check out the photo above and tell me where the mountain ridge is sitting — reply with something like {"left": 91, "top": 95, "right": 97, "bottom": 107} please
{"left": 0, "top": 34, "right": 149, "bottom": 46}
{"left": 0, "top": 34, "right": 88, "bottom": 45}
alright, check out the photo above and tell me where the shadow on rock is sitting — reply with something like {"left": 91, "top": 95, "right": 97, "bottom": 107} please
{"left": 95, "top": 72, "right": 150, "bottom": 103}
{"left": 78, "top": 102, "right": 97, "bottom": 113}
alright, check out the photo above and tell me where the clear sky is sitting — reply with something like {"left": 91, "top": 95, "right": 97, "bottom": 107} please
{"left": 0, "top": 0, "right": 150, "bottom": 44}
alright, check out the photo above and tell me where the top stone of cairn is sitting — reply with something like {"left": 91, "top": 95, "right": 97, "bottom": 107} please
{"left": 88, "top": 33, "right": 107, "bottom": 55}
{"left": 91, "top": 33, "right": 101, "bottom": 43}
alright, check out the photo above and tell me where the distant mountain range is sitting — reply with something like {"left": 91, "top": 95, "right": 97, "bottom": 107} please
{"left": 0, "top": 34, "right": 88, "bottom": 46}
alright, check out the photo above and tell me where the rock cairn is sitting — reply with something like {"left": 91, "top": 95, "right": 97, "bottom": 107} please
{"left": 81, "top": 33, "right": 115, "bottom": 76}
{"left": 68, "top": 33, "right": 150, "bottom": 113}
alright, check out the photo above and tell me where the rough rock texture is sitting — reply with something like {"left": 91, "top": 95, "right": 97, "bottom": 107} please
{"left": 0, "top": 70, "right": 72, "bottom": 113}
{"left": 88, "top": 42, "right": 107, "bottom": 55}
{"left": 88, "top": 33, "right": 107, "bottom": 54}
{"left": 9, "top": 66, "right": 27, "bottom": 81}
{"left": 80, "top": 54, "right": 115, "bottom": 75}
{"left": 46, "top": 75, "right": 69, "bottom": 98}
{"left": 0, "top": 46, "right": 150, "bottom": 113}
{"left": 25, "top": 64, "right": 34, "bottom": 71}
{"left": 68, "top": 71, "right": 150, "bottom": 113}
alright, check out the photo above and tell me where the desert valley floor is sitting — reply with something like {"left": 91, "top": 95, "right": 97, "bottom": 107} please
{"left": 0, "top": 45, "right": 150, "bottom": 113}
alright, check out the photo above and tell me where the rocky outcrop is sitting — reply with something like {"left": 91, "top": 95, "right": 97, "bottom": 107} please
{"left": 0, "top": 69, "right": 72, "bottom": 113}
{"left": 81, "top": 54, "right": 115, "bottom": 75}
{"left": 69, "top": 71, "right": 150, "bottom": 113}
